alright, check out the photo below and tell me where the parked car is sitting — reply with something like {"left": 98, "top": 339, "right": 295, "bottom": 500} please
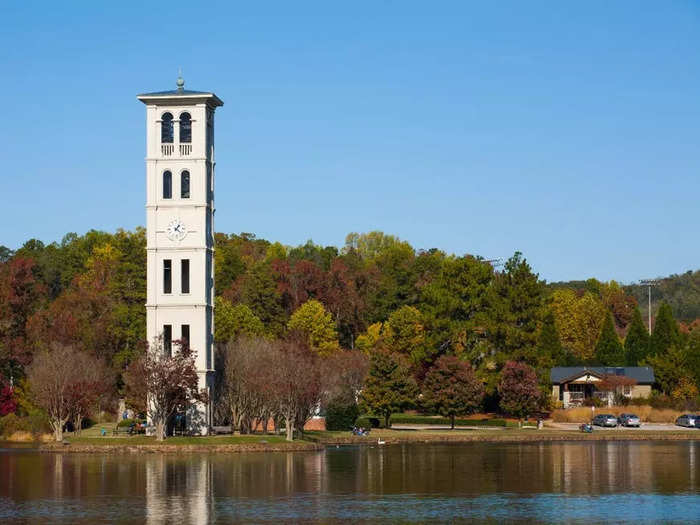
{"left": 675, "top": 414, "right": 699, "bottom": 428}
{"left": 618, "top": 413, "right": 641, "bottom": 428}
{"left": 592, "top": 414, "right": 618, "bottom": 427}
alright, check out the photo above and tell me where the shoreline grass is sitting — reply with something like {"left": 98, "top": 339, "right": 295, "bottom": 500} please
{"left": 19, "top": 426, "right": 700, "bottom": 453}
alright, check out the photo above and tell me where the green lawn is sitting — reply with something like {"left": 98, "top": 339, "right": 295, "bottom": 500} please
{"left": 63, "top": 424, "right": 293, "bottom": 445}
{"left": 57, "top": 423, "right": 700, "bottom": 448}
{"left": 68, "top": 434, "right": 292, "bottom": 445}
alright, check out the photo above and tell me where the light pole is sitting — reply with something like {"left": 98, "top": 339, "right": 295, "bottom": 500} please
{"left": 639, "top": 279, "right": 658, "bottom": 335}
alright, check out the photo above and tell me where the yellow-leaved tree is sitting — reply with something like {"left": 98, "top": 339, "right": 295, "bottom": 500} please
{"left": 550, "top": 289, "right": 606, "bottom": 362}
{"left": 288, "top": 299, "right": 340, "bottom": 356}
{"left": 356, "top": 322, "right": 383, "bottom": 354}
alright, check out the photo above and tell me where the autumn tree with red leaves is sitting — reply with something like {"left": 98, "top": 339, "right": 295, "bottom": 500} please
{"left": 497, "top": 361, "right": 541, "bottom": 419}
{"left": 124, "top": 339, "right": 206, "bottom": 441}
{"left": 0, "top": 257, "right": 46, "bottom": 378}
{"left": 422, "top": 356, "right": 484, "bottom": 429}
{"left": 598, "top": 374, "right": 637, "bottom": 397}
{"left": 0, "top": 379, "right": 17, "bottom": 416}
{"left": 65, "top": 354, "right": 113, "bottom": 434}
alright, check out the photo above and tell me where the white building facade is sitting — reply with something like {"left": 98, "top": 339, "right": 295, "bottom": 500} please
{"left": 138, "top": 77, "right": 223, "bottom": 434}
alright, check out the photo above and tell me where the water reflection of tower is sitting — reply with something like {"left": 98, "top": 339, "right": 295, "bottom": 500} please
{"left": 146, "top": 455, "right": 212, "bottom": 524}
{"left": 52, "top": 453, "right": 65, "bottom": 501}
{"left": 689, "top": 442, "right": 696, "bottom": 490}
{"left": 627, "top": 443, "right": 653, "bottom": 492}
{"left": 605, "top": 442, "right": 618, "bottom": 492}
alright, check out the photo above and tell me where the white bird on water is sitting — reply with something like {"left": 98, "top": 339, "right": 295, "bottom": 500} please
{"left": 377, "top": 438, "right": 386, "bottom": 445}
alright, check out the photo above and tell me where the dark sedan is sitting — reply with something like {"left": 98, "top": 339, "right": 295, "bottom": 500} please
{"left": 676, "top": 414, "right": 698, "bottom": 428}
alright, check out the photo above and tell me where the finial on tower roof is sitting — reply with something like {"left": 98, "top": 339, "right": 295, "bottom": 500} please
{"left": 176, "top": 68, "right": 185, "bottom": 91}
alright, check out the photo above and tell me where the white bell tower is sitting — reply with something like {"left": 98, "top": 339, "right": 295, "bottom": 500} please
{"left": 138, "top": 76, "right": 223, "bottom": 434}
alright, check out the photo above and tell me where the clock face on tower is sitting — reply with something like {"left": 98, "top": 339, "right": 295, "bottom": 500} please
{"left": 166, "top": 218, "right": 187, "bottom": 241}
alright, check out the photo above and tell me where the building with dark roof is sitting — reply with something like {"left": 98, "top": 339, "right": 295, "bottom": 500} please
{"left": 550, "top": 366, "right": 654, "bottom": 408}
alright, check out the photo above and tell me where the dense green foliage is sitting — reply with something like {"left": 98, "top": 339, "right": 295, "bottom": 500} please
{"left": 214, "top": 298, "right": 265, "bottom": 343}
{"left": 354, "top": 416, "right": 385, "bottom": 429}
{"left": 649, "top": 302, "right": 680, "bottom": 357}
{"left": 324, "top": 401, "right": 360, "bottom": 431}
{"left": 624, "top": 307, "right": 649, "bottom": 365}
{"left": 536, "top": 310, "right": 565, "bottom": 369}
{"left": 359, "top": 349, "right": 418, "bottom": 427}
{"left": 388, "top": 414, "right": 513, "bottom": 427}
{"left": 594, "top": 312, "right": 625, "bottom": 366}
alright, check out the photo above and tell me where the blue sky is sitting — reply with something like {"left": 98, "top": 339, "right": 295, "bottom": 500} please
{"left": 1, "top": 1, "right": 699, "bottom": 283}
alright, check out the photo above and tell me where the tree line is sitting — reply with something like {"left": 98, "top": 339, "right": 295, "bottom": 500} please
{"left": 1, "top": 229, "right": 698, "bottom": 439}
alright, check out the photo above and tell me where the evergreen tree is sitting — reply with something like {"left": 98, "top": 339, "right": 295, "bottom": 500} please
{"left": 536, "top": 310, "right": 564, "bottom": 368}
{"left": 486, "top": 252, "right": 545, "bottom": 367}
{"left": 359, "top": 349, "right": 418, "bottom": 428}
{"left": 420, "top": 255, "right": 493, "bottom": 354}
{"left": 384, "top": 305, "right": 427, "bottom": 364}
{"left": 645, "top": 344, "right": 689, "bottom": 395}
{"left": 624, "top": 307, "right": 649, "bottom": 365}
{"left": 649, "top": 302, "right": 679, "bottom": 357}
{"left": 240, "top": 263, "right": 287, "bottom": 335}
{"left": 683, "top": 330, "right": 700, "bottom": 388}
{"left": 594, "top": 312, "right": 625, "bottom": 366}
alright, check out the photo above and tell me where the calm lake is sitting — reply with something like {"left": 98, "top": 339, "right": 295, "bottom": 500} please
{"left": 1, "top": 441, "right": 700, "bottom": 523}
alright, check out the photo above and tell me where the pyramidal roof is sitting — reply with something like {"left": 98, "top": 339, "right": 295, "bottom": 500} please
{"left": 137, "top": 75, "right": 223, "bottom": 107}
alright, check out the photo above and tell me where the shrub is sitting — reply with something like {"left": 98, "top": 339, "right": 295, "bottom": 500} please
{"left": 613, "top": 393, "right": 629, "bottom": 406}
{"left": 0, "top": 413, "right": 30, "bottom": 437}
{"left": 648, "top": 393, "right": 673, "bottom": 409}
{"left": 390, "top": 414, "right": 510, "bottom": 427}
{"left": 627, "top": 396, "right": 652, "bottom": 407}
{"left": 26, "top": 409, "right": 51, "bottom": 437}
{"left": 117, "top": 418, "right": 146, "bottom": 428}
{"left": 355, "top": 416, "right": 385, "bottom": 429}
{"left": 325, "top": 401, "right": 359, "bottom": 431}
{"left": 644, "top": 392, "right": 700, "bottom": 412}
{"left": 582, "top": 397, "right": 605, "bottom": 408}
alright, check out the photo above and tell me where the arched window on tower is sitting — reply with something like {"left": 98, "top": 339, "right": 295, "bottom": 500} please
{"left": 163, "top": 171, "right": 172, "bottom": 199}
{"left": 181, "top": 171, "right": 190, "bottom": 198}
{"left": 179, "top": 112, "right": 192, "bottom": 143}
{"left": 161, "top": 113, "right": 174, "bottom": 143}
